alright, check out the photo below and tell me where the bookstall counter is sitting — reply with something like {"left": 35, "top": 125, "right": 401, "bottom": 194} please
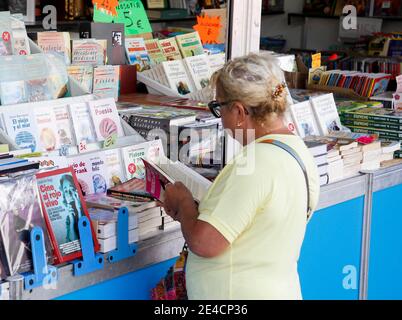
{"left": 4, "top": 163, "right": 402, "bottom": 300}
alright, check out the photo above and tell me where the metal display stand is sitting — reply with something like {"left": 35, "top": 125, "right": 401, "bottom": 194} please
{"left": 72, "top": 217, "right": 104, "bottom": 277}
{"left": 24, "top": 227, "right": 58, "bottom": 291}
{"left": 107, "top": 207, "right": 138, "bottom": 264}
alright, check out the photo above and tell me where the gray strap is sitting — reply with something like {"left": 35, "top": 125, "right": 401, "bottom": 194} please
{"left": 260, "top": 139, "right": 312, "bottom": 220}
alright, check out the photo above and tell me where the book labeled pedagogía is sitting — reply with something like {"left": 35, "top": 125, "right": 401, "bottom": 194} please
{"left": 36, "top": 167, "right": 99, "bottom": 264}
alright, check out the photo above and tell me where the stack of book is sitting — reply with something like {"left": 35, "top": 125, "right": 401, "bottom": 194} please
{"left": 305, "top": 141, "right": 329, "bottom": 186}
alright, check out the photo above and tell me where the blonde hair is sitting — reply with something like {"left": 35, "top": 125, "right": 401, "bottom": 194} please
{"left": 211, "top": 53, "right": 288, "bottom": 123}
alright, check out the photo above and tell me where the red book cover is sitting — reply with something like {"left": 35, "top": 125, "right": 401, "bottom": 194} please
{"left": 36, "top": 167, "right": 100, "bottom": 265}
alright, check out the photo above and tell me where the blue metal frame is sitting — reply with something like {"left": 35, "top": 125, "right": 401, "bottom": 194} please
{"left": 24, "top": 227, "right": 58, "bottom": 291}
{"left": 107, "top": 207, "right": 138, "bottom": 263}
{"left": 72, "top": 216, "right": 104, "bottom": 276}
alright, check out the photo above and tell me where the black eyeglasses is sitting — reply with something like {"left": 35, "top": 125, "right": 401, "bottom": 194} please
{"left": 208, "top": 100, "right": 226, "bottom": 118}
{"left": 208, "top": 100, "right": 251, "bottom": 118}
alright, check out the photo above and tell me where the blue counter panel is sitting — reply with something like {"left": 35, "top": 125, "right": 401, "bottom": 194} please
{"left": 57, "top": 258, "right": 177, "bottom": 300}
{"left": 298, "top": 197, "right": 365, "bottom": 300}
{"left": 368, "top": 184, "right": 402, "bottom": 300}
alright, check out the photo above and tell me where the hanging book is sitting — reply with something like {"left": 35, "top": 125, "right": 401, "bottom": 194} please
{"left": 36, "top": 167, "right": 100, "bottom": 264}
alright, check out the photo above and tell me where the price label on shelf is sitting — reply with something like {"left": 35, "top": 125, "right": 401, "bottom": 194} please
{"left": 79, "top": 140, "right": 88, "bottom": 153}
{"left": 93, "top": 0, "right": 152, "bottom": 36}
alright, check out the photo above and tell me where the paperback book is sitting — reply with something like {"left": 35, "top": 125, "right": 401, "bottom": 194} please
{"left": 36, "top": 167, "right": 99, "bottom": 264}
{"left": 175, "top": 31, "right": 205, "bottom": 58}
{"left": 93, "top": 66, "right": 120, "bottom": 101}
{"left": 88, "top": 98, "right": 124, "bottom": 142}
{"left": 125, "top": 38, "right": 152, "bottom": 72}
{"left": 67, "top": 65, "right": 94, "bottom": 94}
{"left": 184, "top": 54, "right": 213, "bottom": 91}
{"left": 69, "top": 102, "right": 97, "bottom": 145}
{"left": 289, "top": 100, "right": 320, "bottom": 138}
{"left": 159, "top": 37, "right": 182, "bottom": 61}
{"left": 37, "top": 32, "right": 71, "bottom": 65}
{"left": 71, "top": 39, "right": 107, "bottom": 66}
{"left": 161, "top": 60, "right": 195, "bottom": 95}
{"left": 310, "top": 93, "right": 342, "bottom": 135}
{"left": 144, "top": 39, "right": 167, "bottom": 64}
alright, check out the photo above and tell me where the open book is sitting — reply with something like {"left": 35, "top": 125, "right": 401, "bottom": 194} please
{"left": 142, "top": 156, "right": 212, "bottom": 203}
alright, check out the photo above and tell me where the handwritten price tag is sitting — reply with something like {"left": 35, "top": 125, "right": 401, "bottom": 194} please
{"left": 193, "top": 14, "right": 222, "bottom": 45}
{"left": 79, "top": 140, "right": 88, "bottom": 153}
{"left": 93, "top": 0, "right": 152, "bottom": 35}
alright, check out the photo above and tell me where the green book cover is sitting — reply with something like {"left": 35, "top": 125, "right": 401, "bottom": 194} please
{"left": 175, "top": 32, "right": 204, "bottom": 58}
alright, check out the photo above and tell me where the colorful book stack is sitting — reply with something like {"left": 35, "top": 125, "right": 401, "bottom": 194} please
{"left": 317, "top": 70, "right": 392, "bottom": 98}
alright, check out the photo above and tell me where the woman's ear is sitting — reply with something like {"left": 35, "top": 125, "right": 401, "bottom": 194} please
{"left": 231, "top": 102, "right": 247, "bottom": 126}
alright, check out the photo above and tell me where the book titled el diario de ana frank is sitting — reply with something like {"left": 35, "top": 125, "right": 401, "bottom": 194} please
{"left": 36, "top": 167, "right": 100, "bottom": 264}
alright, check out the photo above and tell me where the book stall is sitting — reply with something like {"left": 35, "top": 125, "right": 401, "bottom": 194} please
{"left": 0, "top": 0, "right": 402, "bottom": 301}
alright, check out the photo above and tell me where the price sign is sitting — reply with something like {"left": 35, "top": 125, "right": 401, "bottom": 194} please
{"left": 93, "top": 0, "right": 152, "bottom": 36}
{"left": 79, "top": 140, "right": 88, "bottom": 153}
{"left": 193, "top": 14, "right": 222, "bottom": 45}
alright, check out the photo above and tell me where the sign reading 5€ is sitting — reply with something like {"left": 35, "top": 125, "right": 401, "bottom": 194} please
{"left": 93, "top": 0, "right": 152, "bottom": 35}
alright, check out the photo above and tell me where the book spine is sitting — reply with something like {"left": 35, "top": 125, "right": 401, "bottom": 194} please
{"left": 342, "top": 113, "right": 402, "bottom": 124}
{"left": 350, "top": 127, "right": 402, "bottom": 141}
{"left": 342, "top": 119, "right": 402, "bottom": 131}
{"left": 128, "top": 116, "right": 170, "bottom": 132}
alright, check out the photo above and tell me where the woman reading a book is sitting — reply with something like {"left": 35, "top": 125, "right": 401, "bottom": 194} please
{"left": 163, "top": 53, "right": 320, "bottom": 300}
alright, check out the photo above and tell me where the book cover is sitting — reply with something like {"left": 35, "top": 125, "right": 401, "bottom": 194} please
{"left": 71, "top": 39, "right": 107, "bottom": 66}
{"left": 88, "top": 98, "right": 124, "bottom": 141}
{"left": 310, "top": 93, "right": 342, "bottom": 135}
{"left": 121, "top": 139, "right": 164, "bottom": 180}
{"left": 158, "top": 37, "right": 182, "bottom": 61}
{"left": 0, "top": 173, "right": 53, "bottom": 276}
{"left": 162, "top": 60, "right": 195, "bottom": 95}
{"left": 208, "top": 53, "right": 226, "bottom": 74}
{"left": 67, "top": 65, "right": 94, "bottom": 94}
{"left": 142, "top": 158, "right": 174, "bottom": 201}
{"left": 68, "top": 152, "right": 109, "bottom": 195}
{"left": 53, "top": 104, "right": 75, "bottom": 147}
{"left": 3, "top": 108, "right": 40, "bottom": 153}
{"left": 25, "top": 78, "right": 53, "bottom": 103}
{"left": 125, "top": 38, "right": 152, "bottom": 72}
{"left": 144, "top": 39, "right": 167, "bottom": 64}
{"left": 0, "top": 12, "right": 13, "bottom": 56}
{"left": 0, "top": 80, "right": 27, "bottom": 105}
{"left": 93, "top": 66, "right": 120, "bottom": 101}
{"left": 103, "top": 148, "right": 125, "bottom": 188}
{"left": 289, "top": 100, "right": 321, "bottom": 138}
{"left": 36, "top": 167, "right": 99, "bottom": 265}
{"left": 183, "top": 54, "right": 213, "bottom": 91}
{"left": 33, "top": 106, "right": 59, "bottom": 152}
{"left": 37, "top": 32, "right": 71, "bottom": 65}
{"left": 68, "top": 102, "right": 97, "bottom": 145}
{"left": 176, "top": 32, "right": 205, "bottom": 58}
{"left": 107, "top": 176, "right": 155, "bottom": 201}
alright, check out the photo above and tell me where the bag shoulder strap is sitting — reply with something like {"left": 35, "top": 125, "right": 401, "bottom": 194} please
{"left": 260, "top": 139, "right": 313, "bottom": 221}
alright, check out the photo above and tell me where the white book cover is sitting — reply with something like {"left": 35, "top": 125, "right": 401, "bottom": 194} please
{"left": 310, "top": 93, "right": 342, "bottom": 135}
{"left": 33, "top": 106, "right": 59, "bottom": 152}
{"left": 121, "top": 139, "right": 164, "bottom": 180}
{"left": 88, "top": 98, "right": 124, "bottom": 141}
{"left": 103, "top": 148, "right": 126, "bottom": 188}
{"left": 68, "top": 152, "right": 109, "bottom": 195}
{"left": 161, "top": 60, "right": 195, "bottom": 95}
{"left": 68, "top": 102, "right": 97, "bottom": 144}
{"left": 53, "top": 104, "right": 75, "bottom": 146}
{"left": 184, "top": 54, "right": 212, "bottom": 91}
{"left": 289, "top": 100, "right": 320, "bottom": 138}
{"left": 208, "top": 53, "right": 226, "bottom": 74}
{"left": 2, "top": 107, "right": 40, "bottom": 152}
